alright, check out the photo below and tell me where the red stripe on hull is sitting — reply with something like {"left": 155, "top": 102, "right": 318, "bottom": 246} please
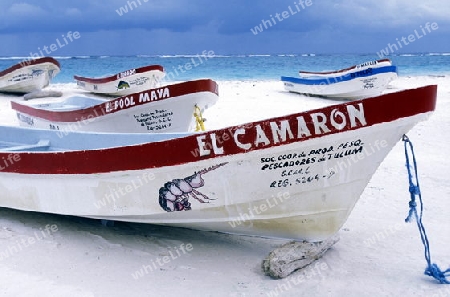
{"left": 73, "top": 65, "right": 164, "bottom": 84}
{"left": 11, "top": 79, "right": 219, "bottom": 122}
{"left": 0, "top": 57, "right": 61, "bottom": 78}
{"left": 2, "top": 85, "right": 437, "bottom": 174}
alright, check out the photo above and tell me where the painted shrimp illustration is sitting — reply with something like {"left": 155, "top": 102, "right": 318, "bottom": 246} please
{"left": 159, "top": 162, "right": 228, "bottom": 212}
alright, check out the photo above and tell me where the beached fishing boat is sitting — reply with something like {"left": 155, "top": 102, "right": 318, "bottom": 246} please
{"left": 11, "top": 79, "right": 218, "bottom": 133}
{"left": 0, "top": 57, "right": 60, "bottom": 94}
{"left": 298, "top": 59, "right": 392, "bottom": 78}
{"left": 282, "top": 65, "right": 398, "bottom": 100}
{"left": 0, "top": 85, "right": 436, "bottom": 241}
{"left": 74, "top": 64, "right": 165, "bottom": 96}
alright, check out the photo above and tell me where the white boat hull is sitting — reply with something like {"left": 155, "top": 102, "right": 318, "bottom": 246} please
{"left": 14, "top": 92, "right": 217, "bottom": 133}
{"left": 0, "top": 114, "right": 428, "bottom": 241}
{"left": 283, "top": 72, "right": 398, "bottom": 100}
{"left": 0, "top": 86, "right": 437, "bottom": 241}
{"left": 0, "top": 59, "right": 60, "bottom": 94}
{"left": 74, "top": 66, "right": 165, "bottom": 97}
{"left": 12, "top": 79, "right": 219, "bottom": 133}
{"left": 299, "top": 59, "right": 392, "bottom": 78}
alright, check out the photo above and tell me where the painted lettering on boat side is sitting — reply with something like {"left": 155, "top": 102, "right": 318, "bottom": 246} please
{"left": 350, "top": 68, "right": 373, "bottom": 78}
{"left": 128, "top": 76, "right": 149, "bottom": 86}
{"left": 138, "top": 87, "right": 170, "bottom": 103}
{"left": 261, "top": 140, "right": 363, "bottom": 171}
{"left": 265, "top": 138, "right": 388, "bottom": 189}
{"left": 133, "top": 109, "right": 174, "bottom": 131}
{"left": 281, "top": 166, "right": 311, "bottom": 177}
{"left": 267, "top": 142, "right": 363, "bottom": 188}
{"left": 362, "top": 77, "right": 376, "bottom": 89}
{"left": 49, "top": 124, "right": 60, "bottom": 130}
{"left": 105, "top": 96, "right": 136, "bottom": 113}
{"left": 9, "top": 71, "right": 43, "bottom": 83}
{"left": 195, "top": 103, "right": 367, "bottom": 157}
{"left": 356, "top": 60, "right": 378, "bottom": 69}
{"left": 16, "top": 113, "right": 34, "bottom": 126}
{"left": 105, "top": 88, "right": 170, "bottom": 113}
{"left": 270, "top": 170, "right": 336, "bottom": 188}
{"left": 261, "top": 154, "right": 315, "bottom": 171}
{"left": 116, "top": 68, "right": 136, "bottom": 80}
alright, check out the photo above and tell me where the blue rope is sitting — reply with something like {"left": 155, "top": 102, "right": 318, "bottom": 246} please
{"left": 402, "top": 135, "right": 450, "bottom": 284}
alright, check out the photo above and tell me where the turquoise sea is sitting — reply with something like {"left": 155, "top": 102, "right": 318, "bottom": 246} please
{"left": 1, "top": 53, "right": 449, "bottom": 84}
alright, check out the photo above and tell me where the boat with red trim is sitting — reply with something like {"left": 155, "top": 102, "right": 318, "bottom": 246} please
{"left": 10, "top": 79, "right": 218, "bottom": 133}
{"left": 0, "top": 57, "right": 60, "bottom": 94}
{"left": 0, "top": 85, "right": 437, "bottom": 241}
{"left": 73, "top": 64, "right": 165, "bottom": 96}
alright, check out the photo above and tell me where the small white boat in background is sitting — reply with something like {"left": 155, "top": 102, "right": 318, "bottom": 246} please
{"left": 11, "top": 79, "right": 219, "bottom": 133}
{"left": 282, "top": 65, "right": 398, "bottom": 100}
{"left": 0, "top": 57, "right": 61, "bottom": 94}
{"left": 74, "top": 64, "right": 165, "bottom": 97}
{"left": 0, "top": 85, "right": 437, "bottom": 241}
{"left": 298, "top": 59, "right": 393, "bottom": 78}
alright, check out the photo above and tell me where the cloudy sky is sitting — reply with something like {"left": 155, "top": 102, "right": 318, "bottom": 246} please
{"left": 0, "top": 0, "right": 449, "bottom": 56}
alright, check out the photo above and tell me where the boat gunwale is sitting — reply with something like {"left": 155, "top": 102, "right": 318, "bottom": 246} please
{"left": 298, "top": 58, "right": 391, "bottom": 76}
{"left": 0, "top": 85, "right": 437, "bottom": 175}
{"left": 10, "top": 79, "right": 219, "bottom": 122}
{"left": 73, "top": 64, "right": 165, "bottom": 84}
{"left": 0, "top": 57, "right": 61, "bottom": 79}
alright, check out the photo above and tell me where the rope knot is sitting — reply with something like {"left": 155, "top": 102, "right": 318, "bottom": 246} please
{"left": 405, "top": 199, "right": 417, "bottom": 223}
{"left": 409, "top": 185, "right": 420, "bottom": 195}
{"left": 424, "top": 264, "right": 450, "bottom": 284}
{"left": 408, "top": 200, "right": 417, "bottom": 209}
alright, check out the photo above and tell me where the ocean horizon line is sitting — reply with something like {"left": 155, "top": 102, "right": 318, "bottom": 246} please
{"left": 1, "top": 52, "right": 450, "bottom": 60}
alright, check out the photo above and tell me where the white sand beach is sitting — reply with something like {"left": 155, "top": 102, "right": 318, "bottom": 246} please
{"left": 0, "top": 76, "right": 449, "bottom": 297}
